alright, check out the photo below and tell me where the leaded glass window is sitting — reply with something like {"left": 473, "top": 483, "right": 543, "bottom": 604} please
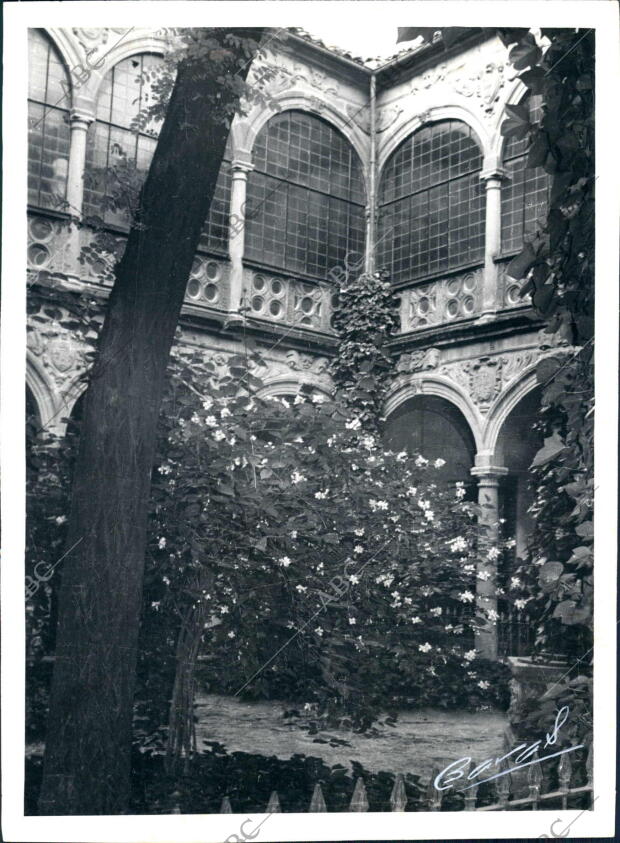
{"left": 28, "top": 30, "right": 71, "bottom": 210}
{"left": 501, "top": 95, "right": 550, "bottom": 253}
{"left": 245, "top": 111, "right": 366, "bottom": 280}
{"left": 84, "top": 53, "right": 163, "bottom": 227}
{"left": 377, "top": 121, "right": 485, "bottom": 283}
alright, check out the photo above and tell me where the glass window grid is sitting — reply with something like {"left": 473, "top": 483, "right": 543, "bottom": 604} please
{"left": 246, "top": 110, "right": 366, "bottom": 280}
{"left": 28, "top": 30, "right": 71, "bottom": 209}
{"left": 378, "top": 121, "right": 485, "bottom": 283}
{"left": 501, "top": 95, "right": 550, "bottom": 253}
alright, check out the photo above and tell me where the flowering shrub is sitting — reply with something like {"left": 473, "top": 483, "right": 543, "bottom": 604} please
{"left": 137, "top": 343, "right": 510, "bottom": 745}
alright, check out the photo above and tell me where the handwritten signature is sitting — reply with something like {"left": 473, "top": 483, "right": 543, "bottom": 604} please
{"left": 434, "top": 706, "right": 583, "bottom": 792}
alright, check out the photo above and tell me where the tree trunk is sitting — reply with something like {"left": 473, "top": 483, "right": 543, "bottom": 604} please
{"left": 38, "top": 29, "right": 264, "bottom": 815}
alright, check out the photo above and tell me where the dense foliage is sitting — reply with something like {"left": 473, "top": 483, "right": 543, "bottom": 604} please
{"left": 330, "top": 269, "right": 399, "bottom": 433}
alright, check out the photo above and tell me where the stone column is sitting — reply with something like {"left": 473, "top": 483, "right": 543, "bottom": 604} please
{"left": 478, "top": 167, "right": 506, "bottom": 321}
{"left": 67, "top": 109, "right": 94, "bottom": 216}
{"left": 227, "top": 152, "right": 254, "bottom": 323}
{"left": 471, "top": 460, "right": 508, "bottom": 659}
{"left": 65, "top": 109, "right": 94, "bottom": 281}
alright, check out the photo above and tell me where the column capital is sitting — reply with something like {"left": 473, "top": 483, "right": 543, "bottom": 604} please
{"left": 471, "top": 464, "right": 509, "bottom": 481}
{"left": 480, "top": 166, "right": 508, "bottom": 184}
{"left": 230, "top": 151, "right": 254, "bottom": 174}
{"left": 69, "top": 108, "right": 95, "bottom": 128}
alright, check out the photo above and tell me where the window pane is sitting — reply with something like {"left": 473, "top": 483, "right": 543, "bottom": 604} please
{"left": 501, "top": 94, "right": 549, "bottom": 252}
{"left": 378, "top": 120, "right": 484, "bottom": 283}
{"left": 246, "top": 110, "right": 366, "bottom": 279}
{"left": 28, "top": 31, "right": 70, "bottom": 209}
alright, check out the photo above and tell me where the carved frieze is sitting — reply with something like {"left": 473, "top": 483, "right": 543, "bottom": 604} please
{"left": 396, "top": 347, "right": 441, "bottom": 374}
{"left": 346, "top": 102, "right": 404, "bottom": 135}
{"left": 409, "top": 58, "right": 506, "bottom": 117}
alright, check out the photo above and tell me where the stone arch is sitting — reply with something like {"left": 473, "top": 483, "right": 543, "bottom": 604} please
{"left": 377, "top": 104, "right": 491, "bottom": 183}
{"left": 385, "top": 373, "right": 484, "bottom": 454}
{"left": 40, "top": 29, "right": 77, "bottom": 98}
{"left": 72, "top": 36, "right": 168, "bottom": 110}
{"left": 26, "top": 352, "right": 60, "bottom": 434}
{"left": 491, "top": 77, "right": 530, "bottom": 163}
{"left": 482, "top": 364, "right": 539, "bottom": 456}
{"left": 233, "top": 93, "right": 369, "bottom": 195}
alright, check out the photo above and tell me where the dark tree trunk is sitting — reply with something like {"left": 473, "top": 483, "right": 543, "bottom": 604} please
{"left": 38, "top": 29, "right": 264, "bottom": 815}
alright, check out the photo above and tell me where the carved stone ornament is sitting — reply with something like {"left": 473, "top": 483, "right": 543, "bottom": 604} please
{"left": 451, "top": 62, "right": 506, "bottom": 114}
{"left": 468, "top": 356, "right": 503, "bottom": 410}
{"left": 501, "top": 349, "right": 537, "bottom": 385}
{"left": 346, "top": 103, "right": 404, "bottom": 135}
{"left": 410, "top": 65, "right": 448, "bottom": 95}
{"left": 396, "top": 347, "right": 441, "bottom": 374}
{"left": 47, "top": 335, "right": 76, "bottom": 373}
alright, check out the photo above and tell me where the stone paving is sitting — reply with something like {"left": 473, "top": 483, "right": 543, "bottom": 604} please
{"left": 195, "top": 693, "right": 508, "bottom": 780}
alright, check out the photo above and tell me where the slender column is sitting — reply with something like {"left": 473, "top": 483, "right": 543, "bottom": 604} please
{"left": 67, "top": 109, "right": 94, "bottom": 216}
{"left": 227, "top": 152, "right": 254, "bottom": 322}
{"left": 478, "top": 167, "right": 506, "bottom": 321}
{"left": 64, "top": 109, "right": 94, "bottom": 280}
{"left": 471, "top": 461, "right": 508, "bottom": 659}
{"left": 365, "top": 73, "right": 377, "bottom": 275}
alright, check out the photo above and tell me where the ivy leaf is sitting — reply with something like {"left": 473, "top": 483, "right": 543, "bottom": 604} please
{"left": 519, "top": 66, "right": 546, "bottom": 95}
{"left": 506, "top": 242, "right": 536, "bottom": 280}
{"left": 531, "top": 432, "right": 567, "bottom": 468}
{"left": 509, "top": 33, "right": 542, "bottom": 71}
{"left": 501, "top": 103, "right": 531, "bottom": 140}
{"left": 396, "top": 27, "right": 436, "bottom": 44}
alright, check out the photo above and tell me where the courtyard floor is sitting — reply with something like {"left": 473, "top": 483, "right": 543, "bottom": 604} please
{"left": 195, "top": 693, "right": 508, "bottom": 780}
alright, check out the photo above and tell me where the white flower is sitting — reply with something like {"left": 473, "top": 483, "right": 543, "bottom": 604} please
{"left": 291, "top": 471, "right": 306, "bottom": 484}
{"left": 477, "top": 570, "right": 491, "bottom": 581}
{"left": 421, "top": 586, "right": 432, "bottom": 597}
{"left": 202, "top": 398, "right": 213, "bottom": 411}
{"left": 219, "top": 606, "right": 229, "bottom": 614}
{"left": 293, "top": 436, "right": 304, "bottom": 444}
{"left": 417, "top": 498, "right": 430, "bottom": 510}
{"left": 314, "top": 489, "right": 329, "bottom": 500}
{"left": 369, "top": 499, "right": 388, "bottom": 511}
{"left": 221, "top": 407, "right": 232, "bottom": 418}
{"left": 361, "top": 435, "right": 376, "bottom": 450}
{"left": 407, "top": 486, "right": 418, "bottom": 496}
{"left": 295, "top": 584, "right": 307, "bottom": 593}
{"left": 55, "top": 515, "right": 67, "bottom": 525}
{"left": 157, "top": 464, "right": 171, "bottom": 475}
{"left": 348, "top": 617, "right": 356, "bottom": 625}
{"left": 191, "top": 412, "right": 201, "bottom": 424}
{"left": 294, "top": 394, "right": 305, "bottom": 405}
{"left": 314, "top": 626, "right": 324, "bottom": 637}
{"left": 505, "top": 538, "right": 516, "bottom": 548}
{"left": 327, "top": 435, "right": 336, "bottom": 446}
{"left": 434, "top": 458, "right": 446, "bottom": 468}
{"left": 449, "top": 536, "right": 468, "bottom": 553}
{"left": 354, "top": 528, "right": 365, "bottom": 537}
{"left": 213, "top": 430, "right": 226, "bottom": 442}
{"left": 487, "top": 547, "right": 501, "bottom": 560}
{"left": 424, "top": 509, "right": 434, "bottom": 521}
{"left": 158, "top": 537, "right": 166, "bottom": 549}
{"left": 430, "top": 607, "right": 442, "bottom": 617}
{"left": 151, "top": 601, "right": 161, "bottom": 610}
{"left": 515, "top": 599, "right": 528, "bottom": 610}
{"left": 456, "top": 487, "right": 466, "bottom": 499}
{"left": 348, "top": 574, "right": 360, "bottom": 585}
{"left": 162, "top": 576, "right": 170, "bottom": 586}
{"left": 410, "top": 616, "right": 422, "bottom": 624}
{"left": 404, "top": 597, "right": 412, "bottom": 605}
{"left": 345, "top": 418, "right": 362, "bottom": 430}
{"left": 228, "top": 631, "right": 236, "bottom": 639}
{"left": 280, "top": 398, "right": 290, "bottom": 409}
{"left": 463, "top": 564, "right": 475, "bottom": 573}
{"left": 415, "top": 455, "right": 428, "bottom": 467}
{"left": 279, "top": 556, "right": 292, "bottom": 567}
{"left": 458, "top": 591, "right": 475, "bottom": 603}
{"left": 396, "top": 451, "right": 407, "bottom": 462}
{"left": 445, "top": 624, "right": 453, "bottom": 631}
{"left": 205, "top": 415, "right": 217, "bottom": 427}
{"left": 510, "top": 577, "right": 522, "bottom": 589}
{"left": 477, "top": 680, "right": 490, "bottom": 690}
{"left": 311, "top": 393, "right": 324, "bottom": 404}
{"left": 418, "top": 642, "right": 432, "bottom": 653}
{"left": 464, "top": 650, "right": 477, "bottom": 662}
{"left": 290, "top": 531, "right": 298, "bottom": 539}
{"left": 487, "top": 609, "right": 499, "bottom": 621}
{"left": 353, "top": 545, "right": 364, "bottom": 555}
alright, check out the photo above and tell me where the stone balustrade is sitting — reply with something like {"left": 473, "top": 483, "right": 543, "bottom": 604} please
{"left": 28, "top": 211, "right": 534, "bottom": 337}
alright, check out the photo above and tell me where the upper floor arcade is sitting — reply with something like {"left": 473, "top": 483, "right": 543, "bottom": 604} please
{"left": 27, "top": 26, "right": 549, "bottom": 348}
